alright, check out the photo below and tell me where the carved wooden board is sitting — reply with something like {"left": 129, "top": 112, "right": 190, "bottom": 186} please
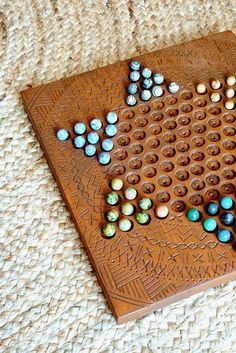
{"left": 21, "top": 31, "right": 236, "bottom": 324}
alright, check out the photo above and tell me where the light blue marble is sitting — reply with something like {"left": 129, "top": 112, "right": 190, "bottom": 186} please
{"left": 126, "top": 95, "right": 137, "bottom": 106}
{"left": 142, "top": 68, "right": 152, "bottom": 78}
{"left": 98, "top": 152, "right": 111, "bottom": 165}
{"left": 127, "top": 83, "right": 138, "bottom": 95}
{"left": 129, "top": 60, "right": 140, "bottom": 71}
{"left": 57, "top": 128, "right": 69, "bottom": 141}
{"left": 140, "top": 89, "right": 151, "bottom": 101}
{"left": 130, "top": 71, "right": 140, "bottom": 82}
{"left": 102, "top": 139, "right": 114, "bottom": 151}
{"left": 87, "top": 132, "right": 100, "bottom": 144}
{"left": 105, "top": 124, "right": 117, "bottom": 137}
{"left": 106, "top": 112, "right": 118, "bottom": 124}
{"left": 74, "top": 136, "right": 86, "bottom": 148}
{"left": 153, "top": 73, "right": 164, "bottom": 84}
{"left": 74, "top": 122, "right": 86, "bottom": 135}
{"left": 142, "top": 78, "right": 153, "bottom": 89}
{"left": 90, "top": 118, "right": 102, "bottom": 131}
{"left": 168, "top": 82, "right": 179, "bottom": 93}
{"left": 85, "top": 144, "right": 96, "bottom": 156}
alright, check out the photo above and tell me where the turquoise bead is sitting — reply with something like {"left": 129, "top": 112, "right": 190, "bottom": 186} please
{"left": 186, "top": 208, "right": 201, "bottom": 222}
{"left": 203, "top": 218, "right": 217, "bottom": 232}
{"left": 217, "top": 229, "right": 232, "bottom": 243}
{"left": 220, "top": 196, "right": 234, "bottom": 210}
{"left": 57, "top": 128, "right": 69, "bottom": 141}
{"left": 142, "top": 78, "right": 153, "bottom": 89}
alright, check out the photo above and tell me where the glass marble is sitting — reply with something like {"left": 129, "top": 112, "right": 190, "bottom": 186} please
{"left": 187, "top": 208, "right": 201, "bottom": 222}
{"left": 102, "top": 223, "right": 116, "bottom": 238}
{"left": 156, "top": 205, "right": 169, "bottom": 219}
{"left": 205, "top": 202, "right": 219, "bottom": 216}
{"left": 85, "top": 144, "right": 96, "bottom": 156}
{"left": 130, "top": 60, "right": 140, "bottom": 71}
{"left": 57, "top": 128, "right": 69, "bottom": 141}
{"left": 153, "top": 73, "right": 164, "bottom": 84}
{"left": 102, "top": 139, "right": 114, "bottom": 152}
{"left": 142, "top": 68, "right": 152, "bottom": 78}
{"left": 106, "top": 209, "right": 119, "bottom": 222}
{"left": 220, "top": 196, "right": 234, "bottom": 210}
{"left": 90, "top": 118, "right": 102, "bottom": 131}
{"left": 217, "top": 229, "right": 232, "bottom": 243}
{"left": 121, "top": 202, "right": 134, "bottom": 216}
{"left": 74, "top": 122, "right": 86, "bottom": 135}
{"left": 139, "top": 197, "right": 152, "bottom": 210}
{"left": 130, "top": 71, "right": 140, "bottom": 82}
{"left": 136, "top": 211, "right": 150, "bottom": 224}
{"left": 220, "top": 212, "right": 235, "bottom": 226}
{"left": 111, "top": 178, "right": 123, "bottom": 191}
{"left": 126, "top": 95, "right": 137, "bottom": 106}
{"left": 203, "top": 218, "right": 217, "bottom": 232}
{"left": 142, "top": 78, "right": 153, "bottom": 89}
{"left": 152, "top": 85, "right": 163, "bottom": 97}
{"left": 140, "top": 89, "right": 151, "bottom": 101}
{"left": 168, "top": 82, "right": 179, "bottom": 94}
{"left": 105, "top": 124, "right": 117, "bottom": 137}
{"left": 98, "top": 152, "right": 110, "bottom": 165}
{"left": 87, "top": 132, "right": 100, "bottom": 144}
{"left": 118, "top": 218, "right": 133, "bottom": 232}
{"left": 106, "top": 192, "right": 119, "bottom": 205}
{"left": 106, "top": 112, "right": 118, "bottom": 124}
{"left": 124, "top": 187, "right": 137, "bottom": 200}
{"left": 74, "top": 135, "right": 86, "bottom": 148}
{"left": 127, "top": 83, "right": 138, "bottom": 95}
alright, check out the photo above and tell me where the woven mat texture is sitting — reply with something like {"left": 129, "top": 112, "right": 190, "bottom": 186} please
{"left": 0, "top": 1, "right": 236, "bottom": 352}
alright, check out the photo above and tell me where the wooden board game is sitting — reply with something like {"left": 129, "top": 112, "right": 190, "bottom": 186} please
{"left": 21, "top": 31, "right": 236, "bottom": 324}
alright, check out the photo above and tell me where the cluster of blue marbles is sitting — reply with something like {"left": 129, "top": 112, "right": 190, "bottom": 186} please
{"left": 56, "top": 111, "right": 118, "bottom": 165}
{"left": 126, "top": 60, "right": 180, "bottom": 106}
{"left": 186, "top": 196, "right": 235, "bottom": 246}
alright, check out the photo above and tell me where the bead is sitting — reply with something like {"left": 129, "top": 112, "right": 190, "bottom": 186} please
{"left": 118, "top": 218, "right": 133, "bottom": 232}
{"left": 205, "top": 202, "right": 219, "bottom": 216}
{"left": 225, "top": 88, "right": 235, "bottom": 98}
{"left": 136, "top": 211, "right": 150, "bottom": 224}
{"left": 106, "top": 112, "right": 118, "bottom": 124}
{"left": 156, "top": 205, "right": 169, "bottom": 219}
{"left": 153, "top": 73, "right": 164, "bottom": 85}
{"left": 57, "top": 128, "right": 69, "bottom": 141}
{"left": 106, "top": 192, "right": 119, "bottom": 205}
{"left": 142, "top": 68, "right": 152, "bottom": 78}
{"left": 85, "top": 144, "right": 96, "bottom": 156}
{"left": 74, "top": 122, "right": 86, "bottom": 135}
{"left": 90, "top": 118, "right": 102, "bottom": 131}
{"left": 105, "top": 124, "right": 117, "bottom": 137}
{"left": 168, "top": 82, "right": 179, "bottom": 94}
{"left": 203, "top": 218, "right": 218, "bottom": 232}
{"left": 130, "top": 71, "right": 140, "bottom": 82}
{"left": 186, "top": 208, "right": 201, "bottom": 222}
{"left": 226, "top": 76, "right": 236, "bottom": 86}
{"left": 111, "top": 178, "right": 123, "bottom": 191}
{"left": 127, "top": 83, "right": 138, "bottom": 95}
{"left": 126, "top": 95, "right": 137, "bottom": 106}
{"left": 106, "top": 209, "right": 119, "bottom": 222}
{"left": 217, "top": 228, "right": 232, "bottom": 243}
{"left": 140, "top": 89, "right": 151, "bottom": 101}
{"left": 87, "top": 132, "right": 99, "bottom": 144}
{"left": 139, "top": 197, "right": 152, "bottom": 210}
{"left": 98, "top": 152, "right": 110, "bottom": 165}
{"left": 102, "top": 139, "right": 114, "bottom": 152}
{"left": 210, "top": 92, "right": 221, "bottom": 102}
{"left": 121, "top": 202, "right": 134, "bottom": 216}
{"left": 152, "top": 85, "right": 163, "bottom": 97}
{"left": 124, "top": 187, "right": 137, "bottom": 200}
{"left": 196, "top": 83, "right": 207, "bottom": 94}
{"left": 74, "top": 135, "right": 86, "bottom": 148}
{"left": 220, "top": 212, "right": 235, "bottom": 226}
{"left": 220, "top": 196, "right": 234, "bottom": 210}
{"left": 224, "top": 100, "right": 234, "bottom": 110}
{"left": 102, "top": 223, "right": 116, "bottom": 238}
{"left": 129, "top": 60, "right": 140, "bottom": 71}
{"left": 211, "top": 79, "right": 221, "bottom": 89}
{"left": 142, "top": 78, "right": 153, "bottom": 89}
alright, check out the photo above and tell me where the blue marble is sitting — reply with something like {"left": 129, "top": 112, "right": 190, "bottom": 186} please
{"left": 90, "top": 118, "right": 102, "bottom": 131}
{"left": 105, "top": 124, "right": 117, "bottom": 137}
{"left": 153, "top": 73, "right": 164, "bottom": 84}
{"left": 141, "top": 68, "right": 152, "bottom": 78}
{"left": 186, "top": 208, "right": 201, "bottom": 222}
{"left": 220, "top": 196, "right": 234, "bottom": 210}
{"left": 142, "top": 78, "right": 153, "bottom": 89}
{"left": 106, "top": 112, "right": 118, "bottom": 124}
{"left": 126, "top": 95, "right": 137, "bottom": 106}
{"left": 203, "top": 218, "right": 217, "bottom": 232}
{"left": 168, "top": 82, "right": 179, "bottom": 93}
{"left": 130, "top": 71, "right": 140, "bottom": 82}
{"left": 205, "top": 202, "right": 219, "bottom": 216}
{"left": 127, "top": 83, "right": 138, "bottom": 95}
{"left": 85, "top": 144, "right": 96, "bottom": 156}
{"left": 74, "top": 136, "right": 86, "bottom": 148}
{"left": 152, "top": 85, "right": 163, "bottom": 97}
{"left": 140, "top": 90, "right": 151, "bottom": 101}
{"left": 98, "top": 152, "right": 111, "bottom": 165}
{"left": 87, "top": 132, "right": 100, "bottom": 144}
{"left": 220, "top": 212, "right": 235, "bottom": 226}
{"left": 129, "top": 60, "right": 140, "bottom": 71}
{"left": 102, "top": 139, "right": 114, "bottom": 151}
{"left": 57, "top": 128, "right": 69, "bottom": 141}
{"left": 217, "top": 229, "right": 232, "bottom": 243}
{"left": 74, "top": 122, "right": 86, "bottom": 135}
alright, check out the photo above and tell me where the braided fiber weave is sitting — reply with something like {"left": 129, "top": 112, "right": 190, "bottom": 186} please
{"left": 0, "top": 1, "right": 236, "bottom": 352}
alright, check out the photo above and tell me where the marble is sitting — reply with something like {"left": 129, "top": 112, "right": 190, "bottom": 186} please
{"left": 140, "top": 89, "right": 151, "bottom": 101}
{"left": 87, "top": 132, "right": 100, "bottom": 144}
{"left": 98, "top": 152, "right": 110, "bottom": 165}
{"left": 105, "top": 124, "right": 117, "bottom": 137}
{"left": 205, "top": 202, "right": 219, "bottom": 216}
{"left": 136, "top": 211, "right": 150, "bottom": 224}
{"left": 121, "top": 202, "right": 134, "bottom": 216}
{"left": 124, "top": 187, "right": 137, "bottom": 200}
{"left": 139, "top": 197, "right": 152, "bottom": 210}
{"left": 203, "top": 218, "right": 217, "bottom": 232}
{"left": 118, "top": 218, "right": 133, "bottom": 232}
{"left": 226, "top": 76, "right": 236, "bottom": 86}
{"left": 130, "top": 71, "right": 140, "bottom": 82}
{"left": 217, "top": 229, "right": 232, "bottom": 243}
{"left": 106, "top": 112, "right": 118, "bottom": 124}
{"left": 127, "top": 83, "right": 138, "bottom": 95}
{"left": 186, "top": 208, "right": 201, "bottom": 222}
{"left": 106, "top": 209, "right": 119, "bottom": 222}
{"left": 220, "top": 212, "right": 235, "bottom": 226}
{"left": 85, "top": 144, "right": 96, "bottom": 156}
{"left": 102, "top": 139, "right": 114, "bottom": 152}
{"left": 141, "top": 68, "right": 152, "bottom": 78}
{"left": 129, "top": 60, "right": 140, "bottom": 71}
{"left": 90, "top": 118, "right": 102, "bottom": 131}
{"left": 142, "top": 78, "right": 153, "bottom": 89}
{"left": 152, "top": 85, "right": 163, "bottom": 97}
{"left": 168, "top": 82, "right": 179, "bottom": 94}
{"left": 220, "top": 196, "right": 234, "bottom": 210}
{"left": 196, "top": 83, "right": 207, "bottom": 94}
{"left": 106, "top": 192, "right": 119, "bottom": 205}
{"left": 156, "top": 205, "right": 169, "bottom": 219}
{"left": 126, "top": 95, "right": 137, "bottom": 106}
{"left": 111, "top": 178, "right": 123, "bottom": 191}
{"left": 102, "top": 223, "right": 116, "bottom": 237}
{"left": 74, "top": 135, "right": 86, "bottom": 148}
{"left": 153, "top": 73, "right": 164, "bottom": 84}
{"left": 57, "top": 128, "right": 69, "bottom": 141}
{"left": 74, "top": 122, "right": 86, "bottom": 135}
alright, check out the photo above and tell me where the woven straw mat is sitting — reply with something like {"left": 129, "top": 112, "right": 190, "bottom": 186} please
{"left": 0, "top": 1, "right": 236, "bottom": 352}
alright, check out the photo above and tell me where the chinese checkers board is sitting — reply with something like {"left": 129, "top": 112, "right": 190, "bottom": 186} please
{"left": 21, "top": 31, "right": 236, "bottom": 324}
